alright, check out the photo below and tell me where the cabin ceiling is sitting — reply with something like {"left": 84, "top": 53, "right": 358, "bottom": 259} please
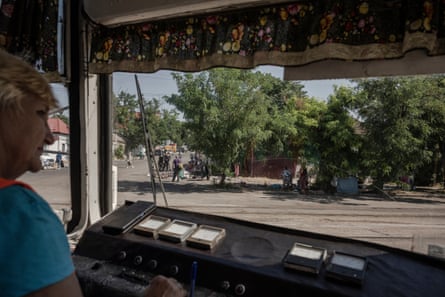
{"left": 83, "top": 0, "right": 291, "bottom": 26}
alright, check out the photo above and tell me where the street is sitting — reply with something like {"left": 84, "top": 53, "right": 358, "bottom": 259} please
{"left": 20, "top": 159, "right": 445, "bottom": 257}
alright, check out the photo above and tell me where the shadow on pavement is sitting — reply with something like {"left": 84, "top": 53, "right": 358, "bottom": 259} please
{"left": 118, "top": 179, "right": 445, "bottom": 205}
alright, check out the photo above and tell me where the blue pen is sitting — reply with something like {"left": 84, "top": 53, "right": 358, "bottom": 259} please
{"left": 189, "top": 261, "right": 198, "bottom": 297}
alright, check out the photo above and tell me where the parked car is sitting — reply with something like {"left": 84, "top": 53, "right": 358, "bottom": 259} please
{"left": 40, "top": 154, "right": 55, "bottom": 169}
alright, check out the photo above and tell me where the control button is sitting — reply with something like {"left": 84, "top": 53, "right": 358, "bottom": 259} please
{"left": 133, "top": 255, "right": 143, "bottom": 266}
{"left": 117, "top": 251, "right": 127, "bottom": 261}
{"left": 148, "top": 259, "right": 158, "bottom": 270}
{"left": 169, "top": 265, "right": 179, "bottom": 276}
{"left": 91, "top": 262, "right": 102, "bottom": 270}
{"left": 234, "top": 284, "right": 246, "bottom": 296}
{"left": 221, "top": 281, "right": 230, "bottom": 290}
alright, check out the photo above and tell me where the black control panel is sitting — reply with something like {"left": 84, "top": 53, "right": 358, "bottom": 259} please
{"left": 73, "top": 201, "right": 445, "bottom": 297}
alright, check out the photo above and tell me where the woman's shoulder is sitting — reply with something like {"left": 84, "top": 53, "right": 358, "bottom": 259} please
{"left": 0, "top": 185, "right": 52, "bottom": 217}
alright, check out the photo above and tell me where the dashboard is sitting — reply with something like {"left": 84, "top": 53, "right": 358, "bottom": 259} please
{"left": 73, "top": 201, "right": 445, "bottom": 297}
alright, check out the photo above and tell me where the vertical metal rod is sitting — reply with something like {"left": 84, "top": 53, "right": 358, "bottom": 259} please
{"left": 134, "top": 74, "right": 169, "bottom": 207}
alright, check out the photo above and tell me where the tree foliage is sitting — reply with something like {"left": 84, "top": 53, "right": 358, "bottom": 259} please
{"left": 113, "top": 91, "right": 142, "bottom": 154}
{"left": 314, "top": 75, "right": 445, "bottom": 189}
{"left": 166, "top": 69, "right": 274, "bottom": 181}
{"left": 165, "top": 68, "right": 325, "bottom": 183}
{"left": 113, "top": 90, "right": 184, "bottom": 155}
{"left": 313, "top": 86, "right": 361, "bottom": 190}
{"left": 113, "top": 71, "right": 445, "bottom": 190}
{"left": 410, "top": 75, "right": 445, "bottom": 185}
{"left": 255, "top": 73, "right": 309, "bottom": 158}
{"left": 352, "top": 77, "right": 435, "bottom": 188}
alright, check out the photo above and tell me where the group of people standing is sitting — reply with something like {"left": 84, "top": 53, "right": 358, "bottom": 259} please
{"left": 188, "top": 155, "right": 210, "bottom": 180}
{"left": 171, "top": 154, "right": 210, "bottom": 182}
{"left": 281, "top": 166, "right": 309, "bottom": 193}
{"left": 158, "top": 151, "right": 171, "bottom": 172}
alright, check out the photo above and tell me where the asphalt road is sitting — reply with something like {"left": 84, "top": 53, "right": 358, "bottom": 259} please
{"left": 20, "top": 159, "right": 445, "bottom": 257}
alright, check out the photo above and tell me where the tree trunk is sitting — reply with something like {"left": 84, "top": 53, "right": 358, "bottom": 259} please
{"left": 373, "top": 179, "right": 385, "bottom": 192}
{"left": 442, "top": 146, "right": 445, "bottom": 189}
{"left": 219, "top": 173, "right": 226, "bottom": 185}
{"left": 250, "top": 146, "right": 254, "bottom": 177}
{"left": 432, "top": 145, "right": 439, "bottom": 185}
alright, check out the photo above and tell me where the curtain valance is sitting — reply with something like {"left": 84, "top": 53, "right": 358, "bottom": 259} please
{"left": 88, "top": 1, "right": 445, "bottom": 74}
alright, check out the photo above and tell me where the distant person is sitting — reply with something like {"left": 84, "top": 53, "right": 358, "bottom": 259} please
{"left": 202, "top": 159, "right": 210, "bottom": 180}
{"left": 164, "top": 152, "right": 171, "bottom": 171}
{"left": 234, "top": 163, "right": 240, "bottom": 178}
{"left": 281, "top": 166, "right": 292, "bottom": 189}
{"left": 298, "top": 167, "right": 309, "bottom": 194}
{"left": 158, "top": 153, "right": 165, "bottom": 171}
{"left": 56, "top": 152, "right": 62, "bottom": 169}
{"left": 126, "top": 152, "right": 134, "bottom": 168}
{"left": 172, "top": 156, "right": 181, "bottom": 182}
{"left": 0, "top": 49, "right": 186, "bottom": 297}
{"left": 178, "top": 161, "right": 185, "bottom": 180}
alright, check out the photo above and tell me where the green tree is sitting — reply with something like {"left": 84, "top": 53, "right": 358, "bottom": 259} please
{"left": 166, "top": 68, "right": 273, "bottom": 183}
{"left": 286, "top": 95, "right": 326, "bottom": 165}
{"left": 114, "top": 144, "right": 125, "bottom": 159}
{"left": 411, "top": 75, "right": 445, "bottom": 186}
{"left": 235, "top": 72, "right": 320, "bottom": 175}
{"left": 255, "top": 74, "right": 309, "bottom": 158}
{"left": 113, "top": 91, "right": 143, "bottom": 156}
{"left": 352, "top": 77, "right": 433, "bottom": 189}
{"left": 114, "top": 91, "right": 183, "bottom": 157}
{"left": 313, "top": 85, "right": 362, "bottom": 191}
{"left": 310, "top": 75, "right": 445, "bottom": 191}
{"left": 156, "top": 108, "right": 184, "bottom": 147}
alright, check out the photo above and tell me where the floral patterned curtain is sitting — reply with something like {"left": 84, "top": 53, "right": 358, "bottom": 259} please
{"left": 88, "top": 0, "right": 445, "bottom": 74}
{"left": 1, "top": 1, "right": 443, "bottom": 75}
{"left": 0, "top": 0, "right": 59, "bottom": 72}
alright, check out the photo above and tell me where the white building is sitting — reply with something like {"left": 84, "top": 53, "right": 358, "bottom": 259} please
{"left": 43, "top": 118, "right": 70, "bottom": 165}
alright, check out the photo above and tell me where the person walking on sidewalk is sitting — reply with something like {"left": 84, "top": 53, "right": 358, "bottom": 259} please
{"left": 56, "top": 151, "right": 62, "bottom": 169}
{"left": 172, "top": 155, "right": 182, "bottom": 182}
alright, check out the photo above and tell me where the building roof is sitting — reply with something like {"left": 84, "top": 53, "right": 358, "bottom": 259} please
{"left": 48, "top": 118, "right": 70, "bottom": 135}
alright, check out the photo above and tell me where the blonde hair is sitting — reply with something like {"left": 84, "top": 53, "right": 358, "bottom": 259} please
{"left": 0, "top": 49, "right": 59, "bottom": 112}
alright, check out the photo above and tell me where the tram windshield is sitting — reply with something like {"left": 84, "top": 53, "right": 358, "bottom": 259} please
{"left": 4, "top": 0, "right": 445, "bottom": 260}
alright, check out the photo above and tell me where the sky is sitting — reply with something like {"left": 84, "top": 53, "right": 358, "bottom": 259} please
{"left": 112, "top": 66, "right": 354, "bottom": 105}
{"left": 51, "top": 66, "right": 354, "bottom": 110}
{"left": 50, "top": 83, "right": 70, "bottom": 111}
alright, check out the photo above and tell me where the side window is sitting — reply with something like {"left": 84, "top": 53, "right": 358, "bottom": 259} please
{"left": 20, "top": 83, "right": 71, "bottom": 227}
